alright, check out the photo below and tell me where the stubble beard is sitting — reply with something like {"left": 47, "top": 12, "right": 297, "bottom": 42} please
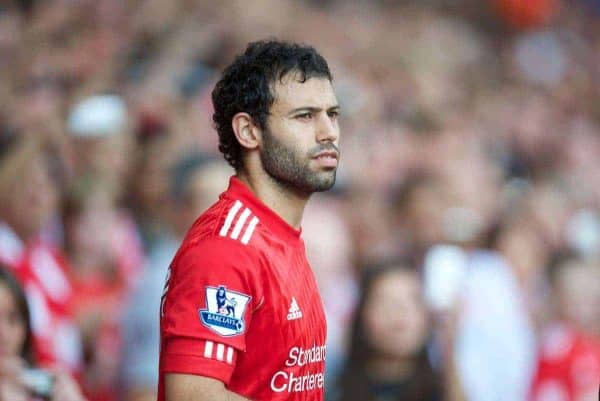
{"left": 260, "top": 129, "right": 337, "bottom": 196}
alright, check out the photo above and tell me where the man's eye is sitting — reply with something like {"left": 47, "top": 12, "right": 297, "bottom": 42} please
{"left": 296, "top": 113, "right": 313, "bottom": 120}
{"left": 328, "top": 110, "right": 339, "bottom": 118}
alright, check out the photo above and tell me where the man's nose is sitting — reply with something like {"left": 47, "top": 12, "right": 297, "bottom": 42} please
{"left": 316, "top": 113, "right": 338, "bottom": 143}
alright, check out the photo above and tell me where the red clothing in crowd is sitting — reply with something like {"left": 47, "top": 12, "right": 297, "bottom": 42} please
{"left": 530, "top": 323, "right": 600, "bottom": 401}
{"left": 0, "top": 223, "right": 81, "bottom": 374}
{"left": 68, "top": 210, "right": 144, "bottom": 401}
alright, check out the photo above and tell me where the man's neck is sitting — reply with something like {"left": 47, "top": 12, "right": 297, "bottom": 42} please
{"left": 236, "top": 171, "right": 309, "bottom": 230}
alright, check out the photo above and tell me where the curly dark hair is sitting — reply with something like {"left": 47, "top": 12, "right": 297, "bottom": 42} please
{"left": 211, "top": 39, "right": 332, "bottom": 170}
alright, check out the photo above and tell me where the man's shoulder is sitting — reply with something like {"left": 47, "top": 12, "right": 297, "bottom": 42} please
{"left": 181, "top": 199, "right": 229, "bottom": 246}
{"left": 177, "top": 196, "right": 265, "bottom": 259}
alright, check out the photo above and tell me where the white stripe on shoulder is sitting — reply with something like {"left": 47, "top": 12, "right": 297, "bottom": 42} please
{"left": 216, "top": 343, "right": 225, "bottom": 361}
{"left": 226, "top": 346, "right": 234, "bottom": 364}
{"left": 204, "top": 340, "right": 214, "bottom": 358}
{"left": 219, "top": 200, "right": 243, "bottom": 237}
{"left": 230, "top": 208, "right": 251, "bottom": 240}
{"left": 241, "top": 216, "right": 259, "bottom": 245}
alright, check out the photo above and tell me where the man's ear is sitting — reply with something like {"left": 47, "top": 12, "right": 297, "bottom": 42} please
{"left": 232, "top": 112, "right": 261, "bottom": 150}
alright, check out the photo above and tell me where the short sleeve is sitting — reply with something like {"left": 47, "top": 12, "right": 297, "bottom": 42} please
{"left": 160, "top": 237, "right": 263, "bottom": 384}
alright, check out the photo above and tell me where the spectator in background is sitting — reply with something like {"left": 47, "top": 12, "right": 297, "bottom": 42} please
{"left": 0, "top": 266, "right": 86, "bottom": 401}
{"left": 66, "top": 95, "right": 134, "bottom": 205}
{"left": 0, "top": 134, "right": 57, "bottom": 265}
{"left": 62, "top": 95, "right": 144, "bottom": 401}
{"left": 65, "top": 95, "right": 143, "bottom": 290}
{"left": 128, "top": 133, "right": 178, "bottom": 251}
{"left": 390, "top": 171, "right": 447, "bottom": 260}
{"left": 452, "top": 246, "right": 537, "bottom": 401}
{"left": 63, "top": 187, "right": 138, "bottom": 401}
{"left": 338, "top": 260, "right": 464, "bottom": 401}
{"left": 529, "top": 255, "right": 600, "bottom": 401}
{"left": 0, "top": 134, "right": 82, "bottom": 375}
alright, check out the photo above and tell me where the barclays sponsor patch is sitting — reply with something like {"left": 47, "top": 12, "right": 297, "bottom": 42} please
{"left": 199, "top": 285, "right": 251, "bottom": 336}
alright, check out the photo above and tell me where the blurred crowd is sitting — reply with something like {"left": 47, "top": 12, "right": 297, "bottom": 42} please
{"left": 1, "top": 0, "right": 600, "bottom": 400}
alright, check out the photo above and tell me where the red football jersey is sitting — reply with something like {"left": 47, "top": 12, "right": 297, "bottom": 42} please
{"left": 158, "top": 177, "right": 327, "bottom": 401}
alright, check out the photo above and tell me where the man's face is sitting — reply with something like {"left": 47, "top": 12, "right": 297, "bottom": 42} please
{"left": 259, "top": 74, "right": 340, "bottom": 195}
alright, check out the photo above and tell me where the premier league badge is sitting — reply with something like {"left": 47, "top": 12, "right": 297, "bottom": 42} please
{"left": 199, "top": 286, "right": 251, "bottom": 336}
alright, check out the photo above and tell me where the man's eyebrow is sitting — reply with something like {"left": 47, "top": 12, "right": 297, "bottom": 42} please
{"left": 287, "top": 105, "right": 341, "bottom": 115}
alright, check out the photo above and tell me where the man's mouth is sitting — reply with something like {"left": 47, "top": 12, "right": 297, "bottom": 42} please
{"left": 312, "top": 151, "right": 339, "bottom": 168}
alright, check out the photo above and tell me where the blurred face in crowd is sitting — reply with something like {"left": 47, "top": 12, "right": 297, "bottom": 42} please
{"left": 19, "top": 155, "right": 58, "bottom": 235}
{"left": 181, "top": 162, "right": 230, "bottom": 213}
{"left": 497, "top": 218, "right": 548, "bottom": 285}
{"left": 0, "top": 10, "right": 22, "bottom": 55}
{"left": 363, "top": 269, "right": 428, "bottom": 359}
{"left": 72, "top": 134, "right": 133, "bottom": 197}
{"left": 0, "top": 282, "right": 25, "bottom": 358}
{"left": 260, "top": 74, "right": 340, "bottom": 195}
{"left": 402, "top": 179, "right": 446, "bottom": 247}
{"left": 554, "top": 261, "right": 600, "bottom": 335}
{"left": 171, "top": 161, "right": 231, "bottom": 234}
{"left": 1, "top": 144, "right": 58, "bottom": 240}
{"left": 135, "top": 139, "right": 174, "bottom": 217}
{"left": 67, "top": 197, "right": 120, "bottom": 280}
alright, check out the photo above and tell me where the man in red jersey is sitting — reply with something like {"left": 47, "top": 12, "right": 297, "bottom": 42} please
{"left": 158, "top": 40, "right": 340, "bottom": 401}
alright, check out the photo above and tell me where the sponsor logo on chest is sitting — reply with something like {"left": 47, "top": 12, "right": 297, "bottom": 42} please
{"left": 270, "top": 344, "right": 327, "bottom": 394}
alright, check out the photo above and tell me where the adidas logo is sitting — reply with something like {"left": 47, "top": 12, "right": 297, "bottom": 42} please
{"left": 286, "top": 297, "right": 303, "bottom": 321}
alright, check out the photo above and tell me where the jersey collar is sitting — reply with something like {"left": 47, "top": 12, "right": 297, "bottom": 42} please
{"left": 224, "top": 176, "right": 303, "bottom": 244}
